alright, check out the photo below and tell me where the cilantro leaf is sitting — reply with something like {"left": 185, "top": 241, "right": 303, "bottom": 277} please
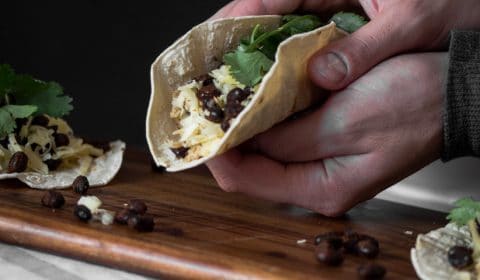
{"left": 330, "top": 12, "right": 368, "bottom": 33}
{"left": 12, "top": 75, "right": 73, "bottom": 117}
{"left": 223, "top": 50, "right": 274, "bottom": 86}
{"left": 447, "top": 198, "right": 480, "bottom": 226}
{"left": 0, "top": 105, "right": 37, "bottom": 139}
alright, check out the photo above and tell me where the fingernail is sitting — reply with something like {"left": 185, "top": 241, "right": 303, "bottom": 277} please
{"left": 311, "top": 53, "right": 347, "bottom": 84}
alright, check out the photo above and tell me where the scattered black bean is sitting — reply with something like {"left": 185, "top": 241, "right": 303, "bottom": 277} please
{"left": 194, "top": 74, "right": 213, "bottom": 86}
{"left": 170, "top": 147, "right": 189, "bottom": 158}
{"left": 358, "top": 264, "right": 386, "bottom": 280}
{"left": 114, "top": 209, "right": 136, "bottom": 225}
{"left": 342, "top": 230, "right": 362, "bottom": 253}
{"left": 314, "top": 232, "right": 344, "bottom": 249}
{"left": 41, "top": 190, "right": 65, "bottom": 209}
{"left": 7, "top": 152, "right": 28, "bottom": 173}
{"left": 128, "top": 214, "right": 155, "bottom": 232}
{"left": 315, "top": 242, "right": 344, "bottom": 266}
{"left": 448, "top": 246, "right": 473, "bottom": 269}
{"left": 31, "top": 115, "right": 50, "bottom": 127}
{"left": 54, "top": 133, "right": 70, "bottom": 147}
{"left": 44, "top": 159, "right": 62, "bottom": 171}
{"left": 72, "top": 175, "right": 90, "bottom": 195}
{"left": 356, "top": 238, "right": 379, "bottom": 258}
{"left": 74, "top": 205, "right": 92, "bottom": 222}
{"left": 127, "top": 199, "right": 148, "bottom": 215}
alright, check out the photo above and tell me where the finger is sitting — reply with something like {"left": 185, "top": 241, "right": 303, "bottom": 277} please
{"left": 210, "top": 0, "right": 357, "bottom": 20}
{"left": 250, "top": 95, "right": 371, "bottom": 162}
{"left": 206, "top": 149, "right": 377, "bottom": 216}
{"left": 206, "top": 149, "right": 340, "bottom": 215}
{"left": 308, "top": 10, "right": 411, "bottom": 90}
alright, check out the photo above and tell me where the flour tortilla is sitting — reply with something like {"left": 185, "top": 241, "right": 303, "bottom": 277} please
{"left": 411, "top": 223, "right": 475, "bottom": 280}
{"left": 0, "top": 140, "right": 125, "bottom": 189}
{"left": 147, "top": 16, "right": 345, "bottom": 171}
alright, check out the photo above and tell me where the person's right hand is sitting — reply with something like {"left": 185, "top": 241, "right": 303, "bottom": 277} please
{"left": 212, "top": 0, "right": 480, "bottom": 90}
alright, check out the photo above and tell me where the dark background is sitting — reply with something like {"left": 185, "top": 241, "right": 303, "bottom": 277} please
{"left": 0, "top": 1, "right": 230, "bottom": 148}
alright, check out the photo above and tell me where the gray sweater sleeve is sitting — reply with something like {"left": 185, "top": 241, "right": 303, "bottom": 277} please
{"left": 442, "top": 30, "right": 480, "bottom": 161}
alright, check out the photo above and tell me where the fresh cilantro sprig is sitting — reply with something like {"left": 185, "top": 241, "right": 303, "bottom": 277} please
{"left": 447, "top": 198, "right": 480, "bottom": 226}
{"left": 223, "top": 15, "right": 322, "bottom": 86}
{"left": 0, "top": 64, "right": 73, "bottom": 139}
{"left": 330, "top": 12, "right": 368, "bottom": 33}
{"left": 223, "top": 12, "right": 367, "bottom": 87}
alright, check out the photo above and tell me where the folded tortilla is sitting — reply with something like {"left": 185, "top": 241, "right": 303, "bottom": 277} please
{"left": 0, "top": 141, "right": 125, "bottom": 189}
{"left": 147, "top": 16, "right": 345, "bottom": 171}
{"left": 411, "top": 223, "right": 475, "bottom": 280}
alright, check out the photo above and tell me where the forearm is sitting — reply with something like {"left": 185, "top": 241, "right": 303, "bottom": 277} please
{"left": 442, "top": 30, "right": 480, "bottom": 161}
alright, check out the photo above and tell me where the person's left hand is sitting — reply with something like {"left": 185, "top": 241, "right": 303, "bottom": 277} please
{"left": 207, "top": 53, "right": 447, "bottom": 216}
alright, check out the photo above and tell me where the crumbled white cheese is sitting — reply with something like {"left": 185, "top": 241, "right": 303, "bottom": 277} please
{"left": 77, "top": 196, "right": 102, "bottom": 213}
{"left": 92, "top": 209, "right": 115, "bottom": 225}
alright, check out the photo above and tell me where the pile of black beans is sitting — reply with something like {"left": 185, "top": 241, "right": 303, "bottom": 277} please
{"left": 314, "top": 230, "right": 386, "bottom": 280}
{"left": 195, "top": 74, "right": 252, "bottom": 133}
{"left": 115, "top": 199, "right": 155, "bottom": 232}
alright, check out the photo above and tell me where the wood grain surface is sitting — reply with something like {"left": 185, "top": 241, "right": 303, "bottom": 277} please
{"left": 0, "top": 150, "right": 445, "bottom": 279}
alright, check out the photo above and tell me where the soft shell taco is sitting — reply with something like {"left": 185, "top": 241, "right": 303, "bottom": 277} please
{"left": 412, "top": 198, "right": 480, "bottom": 279}
{"left": 147, "top": 13, "right": 365, "bottom": 171}
{"left": 0, "top": 65, "right": 125, "bottom": 189}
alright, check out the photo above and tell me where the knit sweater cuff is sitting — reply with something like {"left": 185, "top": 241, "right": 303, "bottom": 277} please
{"left": 442, "top": 30, "right": 480, "bottom": 161}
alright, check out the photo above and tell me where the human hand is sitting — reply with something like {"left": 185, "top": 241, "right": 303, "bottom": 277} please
{"left": 211, "top": 0, "right": 480, "bottom": 90}
{"left": 207, "top": 53, "right": 447, "bottom": 216}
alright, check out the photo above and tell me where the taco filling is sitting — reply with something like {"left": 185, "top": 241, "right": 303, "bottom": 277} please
{"left": 0, "top": 114, "right": 105, "bottom": 175}
{"left": 167, "top": 13, "right": 367, "bottom": 162}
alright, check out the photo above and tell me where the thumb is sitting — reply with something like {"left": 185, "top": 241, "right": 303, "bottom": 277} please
{"left": 308, "top": 13, "right": 407, "bottom": 90}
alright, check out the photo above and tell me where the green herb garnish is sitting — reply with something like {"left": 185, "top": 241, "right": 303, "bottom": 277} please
{"left": 223, "top": 12, "right": 367, "bottom": 87}
{"left": 330, "top": 12, "right": 368, "bottom": 33}
{"left": 0, "top": 64, "right": 73, "bottom": 139}
{"left": 447, "top": 198, "right": 480, "bottom": 226}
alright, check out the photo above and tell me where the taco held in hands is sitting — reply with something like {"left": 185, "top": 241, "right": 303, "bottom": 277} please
{"left": 147, "top": 13, "right": 366, "bottom": 171}
{"left": 0, "top": 65, "right": 125, "bottom": 189}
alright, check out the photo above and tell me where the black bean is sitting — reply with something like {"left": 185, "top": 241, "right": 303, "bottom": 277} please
{"left": 204, "top": 103, "right": 224, "bottom": 123}
{"left": 170, "top": 147, "right": 189, "bottom": 158}
{"left": 74, "top": 205, "right": 92, "bottom": 222}
{"left": 127, "top": 199, "right": 148, "bottom": 215}
{"left": 342, "top": 230, "right": 361, "bottom": 253}
{"left": 314, "top": 232, "right": 344, "bottom": 249}
{"left": 227, "top": 87, "right": 250, "bottom": 105}
{"left": 315, "top": 242, "right": 344, "bottom": 266}
{"left": 221, "top": 119, "right": 231, "bottom": 132}
{"left": 47, "top": 125, "right": 58, "bottom": 132}
{"left": 14, "top": 118, "right": 28, "bottom": 134}
{"left": 30, "top": 143, "right": 40, "bottom": 152}
{"left": 0, "top": 137, "right": 8, "bottom": 149}
{"left": 224, "top": 102, "right": 244, "bottom": 119}
{"left": 197, "top": 84, "right": 221, "bottom": 102}
{"left": 44, "top": 159, "right": 62, "bottom": 171}
{"left": 31, "top": 115, "right": 50, "bottom": 127}
{"left": 128, "top": 214, "right": 155, "bottom": 232}
{"left": 356, "top": 238, "right": 379, "bottom": 258}
{"left": 54, "top": 133, "right": 70, "bottom": 147}
{"left": 41, "top": 190, "right": 65, "bottom": 209}
{"left": 448, "top": 246, "right": 473, "bottom": 269}
{"left": 72, "top": 175, "right": 90, "bottom": 195}
{"left": 194, "top": 74, "right": 213, "bottom": 86}
{"left": 7, "top": 152, "right": 28, "bottom": 173}
{"left": 15, "top": 135, "right": 27, "bottom": 145}
{"left": 114, "top": 209, "right": 135, "bottom": 225}
{"left": 358, "top": 264, "right": 386, "bottom": 280}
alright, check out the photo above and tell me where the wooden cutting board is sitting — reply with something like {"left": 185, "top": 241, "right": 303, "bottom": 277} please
{"left": 0, "top": 150, "right": 445, "bottom": 279}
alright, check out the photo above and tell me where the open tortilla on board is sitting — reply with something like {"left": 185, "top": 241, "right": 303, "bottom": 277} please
{"left": 411, "top": 223, "right": 476, "bottom": 280}
{"left": 0, "top": 141, "right": 125, "bottom": 189}
{"left": 147, "top": 15, "right": 345, "bottom": 172}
